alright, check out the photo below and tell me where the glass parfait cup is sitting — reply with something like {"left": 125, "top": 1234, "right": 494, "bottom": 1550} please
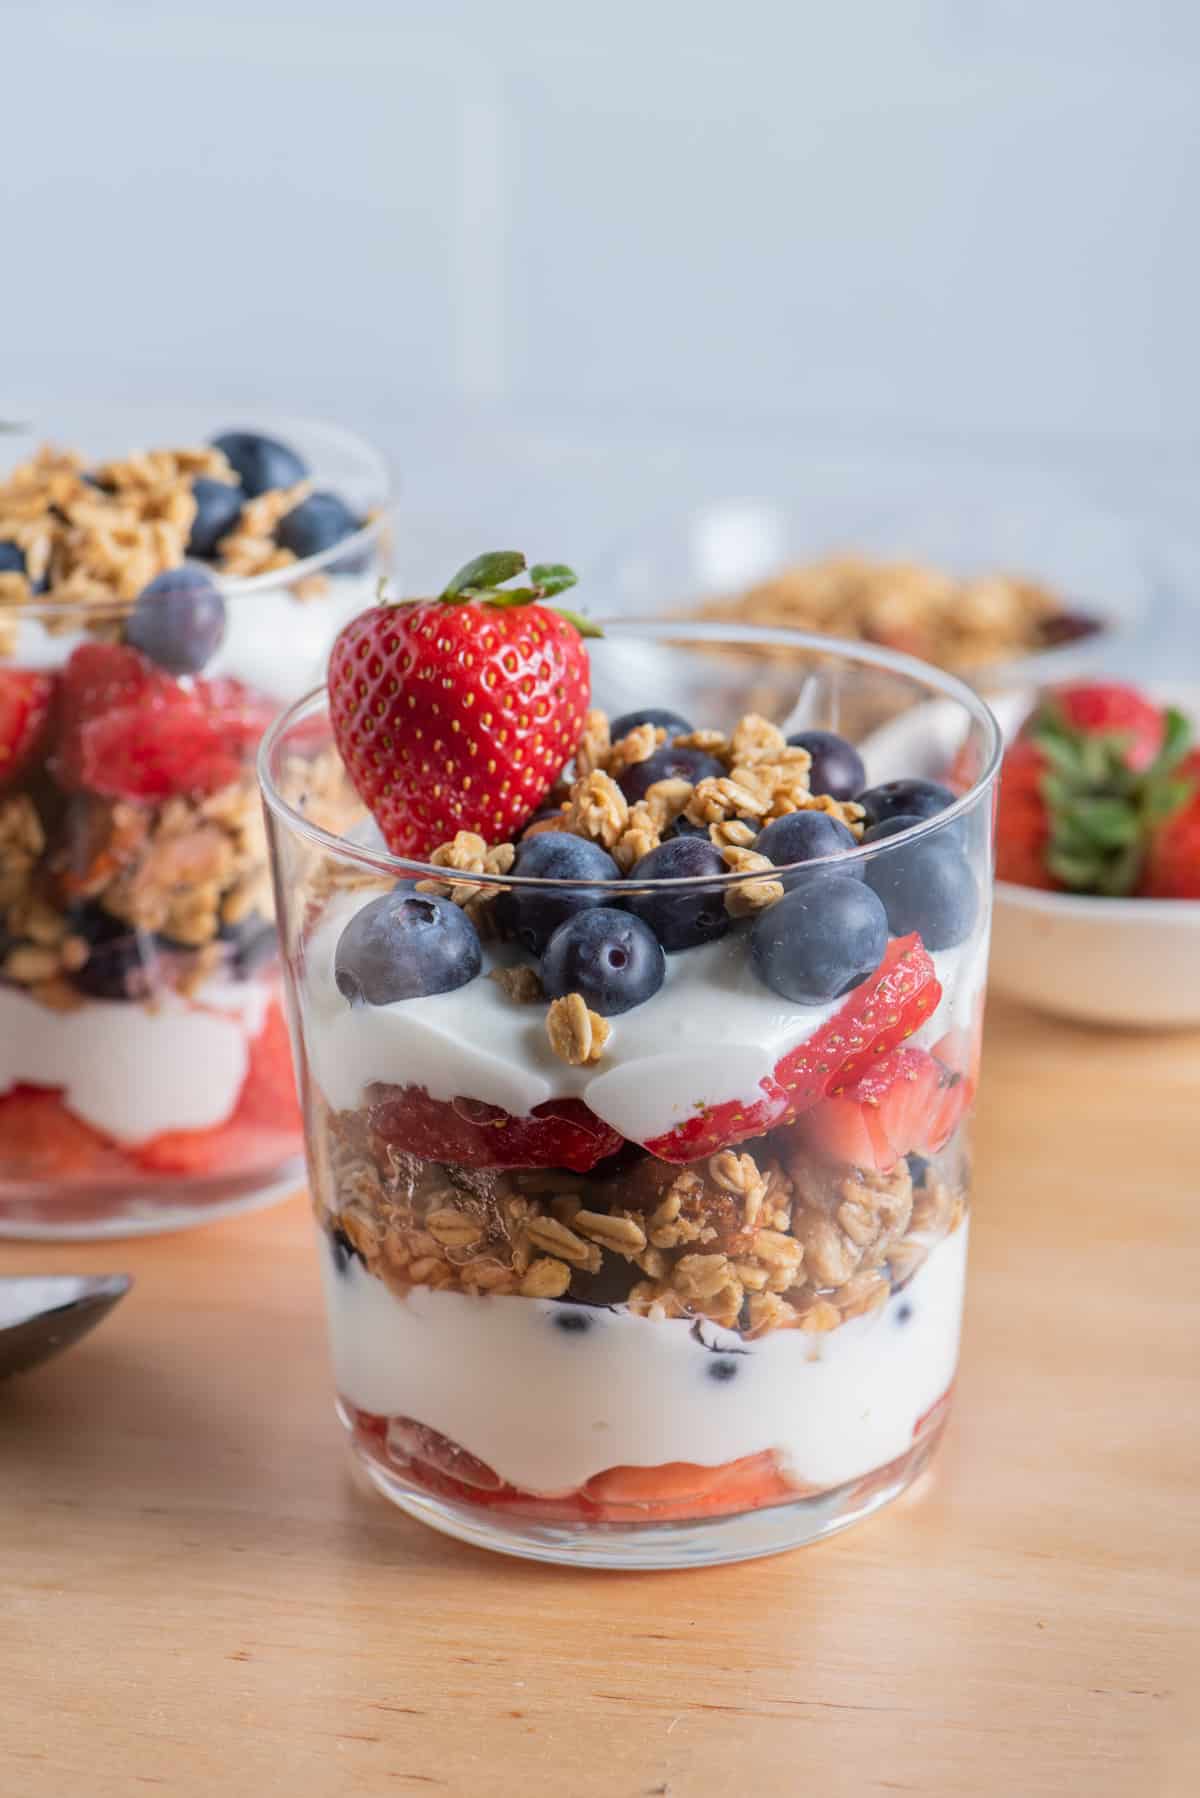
{"left": 0, "top": 415, "right": 391, "bottom": 1237}
{"left": 260, "top": 623, "right": 1001, "bottom": 1568}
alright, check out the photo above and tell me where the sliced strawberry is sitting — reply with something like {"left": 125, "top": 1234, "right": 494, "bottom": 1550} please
{"left": 0, "top": 669, "right": 57, "bottom": 788}
{"left": 384, "top": 1418, "right": 505, "bottom": 1493}
{"left": 350, "top": 1405, "right": 798, "bottom": 1524}
{"left": 774, "top": 933, "right": 942, "bottom": 1107}
{"left": 0, "top": 1084, "right": 121, "bottom": 1178}
{"left": 932, "top": 1013, "right": 984, "bottom": 1105}
{"left": 580, "top": 1451, "right": 794, "bottom": 1520}
{"left": 642, "top": 1084, "right": 790, "bottom": 1164}
{"left": 227, "top": 999, "right": 300, "bottom": 1129}
{"left": 134, "top": 1118, "right": 300, "bottom": 1177}
{"left": 367, "top": 1085, "right": 622, "bottom": 1173}
{"left": 134, "top": 1001, "right": 301, "bottom": 1175}
{"left": 797, "top": 1046, "right": 967, "bottom": 1174}
{"left": 645, "top": 934, "right": 941, "bottom": 1164}
{"left": 54, "top": 643, "right": 276, "bottom": 802}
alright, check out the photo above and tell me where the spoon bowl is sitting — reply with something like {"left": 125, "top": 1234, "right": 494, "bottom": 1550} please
{"left": 0, "top": 1274, "right": 131, "bottom": 1379}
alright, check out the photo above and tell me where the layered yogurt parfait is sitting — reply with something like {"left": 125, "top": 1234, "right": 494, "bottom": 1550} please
{"left": 0, "top": 417, "right": 389, "bottom": 1235}
{"left": 260, "top": 557, "right": 1000, "bottom": 1566}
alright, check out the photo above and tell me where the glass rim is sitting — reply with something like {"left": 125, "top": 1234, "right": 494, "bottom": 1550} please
{"left": 2, "top": 413, "right": 396, "bottom": 621}
{"left": 257, "top": 618, "right": 1004, "bottom": 894}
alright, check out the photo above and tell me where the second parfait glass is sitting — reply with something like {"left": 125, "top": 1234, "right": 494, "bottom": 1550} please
{"left": 0, "top": 413, "right": 390, "bottom": 1236}
{"left": 261, "top": 622, "right": 1000, "bottom": 1568}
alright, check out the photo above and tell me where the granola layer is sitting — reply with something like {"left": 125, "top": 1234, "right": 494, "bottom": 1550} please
{"left": 312, "top": 1091, "right": 966, "bottom": 1341}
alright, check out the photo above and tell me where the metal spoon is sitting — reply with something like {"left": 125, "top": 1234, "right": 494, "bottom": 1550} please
{"left": 0, "top": 1275, "right": 131, "bottom": 1379}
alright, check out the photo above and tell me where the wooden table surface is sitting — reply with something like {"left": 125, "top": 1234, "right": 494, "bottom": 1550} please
{"left": 2, "top": 997, "right": 1197, "bottom": 1798}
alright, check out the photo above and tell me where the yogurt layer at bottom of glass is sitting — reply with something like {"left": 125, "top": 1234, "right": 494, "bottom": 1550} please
{"left": 321, "top": 1218, "right": 968, "bottom": 1497}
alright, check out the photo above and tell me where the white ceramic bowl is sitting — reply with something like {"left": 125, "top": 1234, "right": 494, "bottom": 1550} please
{"left": 988, "top": 683, "right": 1200, "bottom": 1029}
{"left": 590, "top": 483, "right": 1150, "bottom": 690}
{"left": 862, "top": 682, "right": 1200, "bottom": 1030}
{"left": 988, "top": 883, "right": 1200, "bottom": 1028}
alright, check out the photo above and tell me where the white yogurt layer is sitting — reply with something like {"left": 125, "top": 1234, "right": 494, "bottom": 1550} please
{"left": 322, "top": 1220, "right": 968, "bottom": 1495}
{"left": 6, "top": 571, "right": 375, "bottom": 702}
{"left": 302, "top": 891, "right": 990, "bottom": 1146}
{"left": 207, "top": 572, "right": 377, "bottom": 700}
{"left": 0, "top": 977, "right": 269, "bottom": 1143}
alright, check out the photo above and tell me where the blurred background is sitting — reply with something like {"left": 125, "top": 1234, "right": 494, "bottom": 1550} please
{"left": 5, "top": 0, "right": 1199, "bottom": 655}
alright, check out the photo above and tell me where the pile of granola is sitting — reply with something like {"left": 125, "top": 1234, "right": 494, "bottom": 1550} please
{"left": 0, "top": 771, "right": 272, "bottom": 1007}
{"left": 313, "top": 1091, "right": 966, "bottom": 1340}
{"left": 0, "top": 439, "right": 336, "bottom": 653}
{"left": 693, "top": 552, "right": 1097, "bottom": 672}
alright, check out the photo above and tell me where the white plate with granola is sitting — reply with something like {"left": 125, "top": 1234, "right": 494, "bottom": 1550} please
{"left": 590, "top": 486, "right": 1148, "bottom": 688}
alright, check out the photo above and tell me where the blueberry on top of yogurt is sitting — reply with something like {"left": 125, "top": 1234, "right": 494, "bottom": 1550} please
{"left": 335, "top": 890, "right": 482, "bottom": 1005}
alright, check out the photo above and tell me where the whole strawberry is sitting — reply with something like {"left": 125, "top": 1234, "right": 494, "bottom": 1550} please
{"left": 1053, "top": 681, "right": 1165, "bottom": 773}
{"left": 996, "top": 680, "right": 1193, "bottom": 896}
{"left": 1141, "top": 749, "right": 1200, "bottom": 898}
{"left": 328, "top": 552, "right": 595, "bottom": 857}
{"left": 995, "top": 737, "right": 1059, "bottom": 890}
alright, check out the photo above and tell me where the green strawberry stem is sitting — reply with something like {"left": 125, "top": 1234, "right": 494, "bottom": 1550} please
{"left": 436, "top": 551, "right": 599, "bottom": 635}
{"left": 1032, "top": 701, "right": 1195, "bottom": 895}
{"left": 442, "top": 550, "right": 527, "bottom": 596}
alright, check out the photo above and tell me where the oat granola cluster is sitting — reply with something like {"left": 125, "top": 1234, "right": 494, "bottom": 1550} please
{"left": 412, "top": 707, "right": 865, "bottom": 1065}
{"left": 695, "top": 552, "right": 1096, "bottom": 672}
{"left": 0, "top": 440, "right": 335, "bottom": 653}
{"left": 0, "top": 771, "right": 272, "bottom": 1007}
{"left": 314, "top": 1093, "right": 965, "bottom": 1340}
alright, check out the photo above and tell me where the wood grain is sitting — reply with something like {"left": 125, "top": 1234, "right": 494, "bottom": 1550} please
{"left": 1, "top": 996, "right": 1197, "bottom": 1797}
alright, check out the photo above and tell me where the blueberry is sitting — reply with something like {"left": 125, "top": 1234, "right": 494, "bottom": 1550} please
{"left": 125, "top": 567, "right": 227, "bottom": 675}
{"left": 187, "top": 477, "right": 244, "bottom": 559}
{"left": 617, "top": 744, "right": 726, "bottom": 803}
{"left": 68, "top": 906, "right": 160, "bottom": 1001}
{"left": 0, "top": 539, "right": 45, "bottom": 594}
{"left": 906, "top": 1152, "right": 931, "bottom": 1189}
{"left": 896, "top": 1302, "right": 913, "bottom": 1325}
{"left": 863, "top": 816, "right": 977, "bottom": 950}
{"left": 785, "top": 730, "right": 866, "bottom": 802}
{"left": 330, "top": 1227, "right": 363, "bottom": 1275}
{"left": 565, "top": 1255, "right": 638, "bottom": 1306}
{"left": 335, "top": 889, "right": 481, "bottom": 1005}
{"left": 554, "top": 1311, "right": 592, "bottom": 1334}
{"left": 211, "top": 430, "right": 308, "bottom": 499}
{"left": 754, "top": 811, "right": 863, "bottom": 888}
{"left": 219, "top": 910, "right": 277, "bottom": 979}
{"left": 663, "top": 814, "right": 712, "bottom": 841}
{"left": 275, "top": 490, "right": 367, "bottom": 572}
{"left": 663, "top": 812, "right": 758, "bottom": 844}
{"left": 750, "top": 876, "right": 887, "bottom": 1004}
{"left": 623, "top": 837, "right": 730, "bottom": 952}
{"left": 519, "top": 808, "right": 563, "bottom": 838}
{"left": 856, "top": 778, "right": 956, "bottom": 829}
{"left": 608, "top": 706, "right": 693, "bottom": 741}
{"left": 708, "top": 1358, "right": 739, "bottom": 1383}
{"left": 586, "top": 1136, "right": 648, "bottom": 1180}
{"left": 495, "top": 832, "right": 620, "bottom": 956}
{"left": 541, "top": 907, "right": 665, "bottom": 1016}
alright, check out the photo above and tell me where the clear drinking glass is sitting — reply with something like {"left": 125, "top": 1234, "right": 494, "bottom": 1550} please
{"left": 0, "top": 415, "right": 391, "bottom": 1237}
{"left": 260, "top": 623, "right": 1001, "bottom": 1568}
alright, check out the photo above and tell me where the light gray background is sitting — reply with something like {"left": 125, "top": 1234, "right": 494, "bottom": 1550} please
{"left": 4, "top": 0, "right": 1199, "bottom": 659}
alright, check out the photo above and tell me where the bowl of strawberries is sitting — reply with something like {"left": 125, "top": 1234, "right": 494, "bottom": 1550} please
{"left": 990, "top": 680, "right": 1200, "bottom": 1028}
